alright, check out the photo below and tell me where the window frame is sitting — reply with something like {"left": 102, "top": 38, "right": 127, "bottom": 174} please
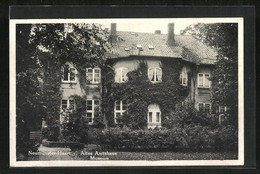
{"left": 148, "top": 67, "right": 162, "bottom": 83}
{"left": 86, "top": 67, "right": 101, "bottom": 84}
{"left": 180, "top": 71, "right": 188, "bottom": 86}
{"left": 61, "top": 99, "right": 76, "bottom": 114}
{"left": 197, "top": 73, "right": 211, "bottom": 88}
{"left": 147, "top": 104, "right": 161, "bottom": 127}
{"left": 115, "top": 67, "right": 129, "bottom": 83}
{"left": 86, "top": 99, "right": 100, "bottom": 124}
{"left": 114, "top": 100, "right": 127, "bottom": 123}
{"left": 198, "top": 103, "right": 211, "bottom": 113}
{"left": 219, "top": 105, "right": 227, "bottom": 114}
{"left": 61, "top": 65, "right": 77, "bottom": 83}
{"left": 219, "top": 114, "right": 227, "bottom": 125}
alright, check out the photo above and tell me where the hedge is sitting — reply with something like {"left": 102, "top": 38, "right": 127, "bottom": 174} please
{"left": 89, "top": 125, "right": 237, "bottom": 152}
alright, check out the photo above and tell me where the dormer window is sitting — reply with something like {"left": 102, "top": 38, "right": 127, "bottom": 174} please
{"left": 115, "top": 67, "right": 128, "bottom": 83}
{"left": 148, "top": 68, "right": 162, "bottom": 83}
{"left": 86, "top": 68, "right": 101, "bottom": 84}
{"left": 62, "top": 64, "right": 76, "bottom": 83}
{"left": 148, "top": 45, "right": 154, "bottom": 50}
{"left": 137, "top": 44, "right": 143, "bottom": 51}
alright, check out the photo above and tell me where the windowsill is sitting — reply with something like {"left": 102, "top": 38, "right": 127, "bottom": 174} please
{"left": 86, "top": 83, "right": 101, "bottom": 85}
{"left": 61, "top": 81, "right": 77, "bottom": 84}
{"left": 181, "top": 84, "right": 188, "bottom": 87}
{"left": 150, "top": 81, "right": 162, "bottom": 84}
{"left": 147, "top": 122, "right": 162, "bottom": 129}
{"left": 148, "top": 122, "right": 161, "bottom": 125}
{"left": 197, "top": 86, "right": 210, "bottom": 89}
{"left": 114, "top": 81, "right": 127, "bottom": 84}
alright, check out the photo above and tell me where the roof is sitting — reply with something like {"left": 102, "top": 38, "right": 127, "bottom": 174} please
{"left": 108, "top": 31, "right": 218, "bottom": 64}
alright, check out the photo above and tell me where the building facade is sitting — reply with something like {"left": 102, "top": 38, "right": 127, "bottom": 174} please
{"left": 60, "top": 23, "right": 219, "bottom": 128}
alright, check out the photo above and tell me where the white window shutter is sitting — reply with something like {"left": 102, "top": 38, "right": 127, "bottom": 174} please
{"left": 148, "top": 68, "right": 153, "bottom": 81}
{"left": 122, "top": 68, "right": 128, "bottom": 82}
{"left": 157, "top": 68, "right": 162, "bottom": 81}
{"left": 115, "top": 68, "right": 120, "bottom": 82}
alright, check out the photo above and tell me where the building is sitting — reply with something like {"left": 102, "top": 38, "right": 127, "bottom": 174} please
{"left": 60, "top": 23, "right": 219, "bottom": 129}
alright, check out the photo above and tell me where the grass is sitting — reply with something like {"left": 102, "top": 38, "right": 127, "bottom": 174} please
{"left": 73, "top": 150, "right": 238, "bottom": 160}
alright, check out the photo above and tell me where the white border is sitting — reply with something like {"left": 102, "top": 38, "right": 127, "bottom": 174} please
{"left": 9, "top": 18, "right": 244, "bottom": 167}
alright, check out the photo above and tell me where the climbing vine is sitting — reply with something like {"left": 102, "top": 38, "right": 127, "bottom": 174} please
{"left": 29, "top": 23, "right": 111, "bottom": 140}
{"left": 102, "top": 59, "right": 190, "bottom": 129}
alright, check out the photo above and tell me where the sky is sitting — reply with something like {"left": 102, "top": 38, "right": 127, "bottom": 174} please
{"left": 86, "top": 18, "right": 235, "bottom": 35}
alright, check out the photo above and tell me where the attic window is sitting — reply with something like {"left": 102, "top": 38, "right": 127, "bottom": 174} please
{"left": 137, "top": 45, "right": 143, "bottom": 51}
{"left": 124, "top": 47, "right": 130, "bottom": 51}
{"left": 148, "top": 45, "right": 154, "bottom": 50}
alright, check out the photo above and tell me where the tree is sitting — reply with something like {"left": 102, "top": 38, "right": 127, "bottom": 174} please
{"left": 29, "top": 23, "right": 111, "bottom": 130}
{"left": 16, "top": 23, "right": 111, "bottom": 159}
{"left": 16, "top": 24, "right": 44, "bottom": 160}
{"left": 181, "top": 23, "right": 238, "bottom": 127}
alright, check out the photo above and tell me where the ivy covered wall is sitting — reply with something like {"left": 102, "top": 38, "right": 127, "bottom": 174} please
{"left": 102, "top": 57, "right": 193, "bottom": 129}
{"left": 57, "top": 56, "right": 203, "bottom": 130}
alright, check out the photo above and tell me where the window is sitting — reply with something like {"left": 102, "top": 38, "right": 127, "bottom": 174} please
{"left": 148, "top": 68, "right": 162, "bottom": 82}
{"left": 219, "top": 106, "right": 227, "bottom": 114}
{"left": 62, "top": 65, "right": 76, "bottom": 82}
{"left": 197, "top": 73, "right": 210, "bottom": 88}
{"left": 137, "top": 44, "right": 143, "bottom": 51}
{"left": 205, "top": 104, "right": 211, "bottom": 114}
{"left": 180, "top": 72, "right": 188, "bottom": 86}
{"left": 86, "top": 68, "right": 101, "bottom": 84}
{"left": 115, "top": 68, "right": 128, "bottom": 83}
{"left": 199, "top": 103, "right": 204, "bottom": 112}
{"left": 147, "top": 104, "right": 161, "bottom": 128}
{"left": 218, "top": 105, "right": 228, "bottom": 125}
{"left": 219, "top": 114, "right": 227, "bottom": 125}
{"left": 61, "top": 99, "right": 75, "bottom": 111}
{"left": 114, "top": 100, "right": 127, "bottom": 123}
{"left": 148, "top": 45, "right": 154, "bottom": 50}
{"left": 198, "top": 103, "right": 211, "bottom": 113}
{"left": 86, "top": 99, "right": 100, "bottom": 123}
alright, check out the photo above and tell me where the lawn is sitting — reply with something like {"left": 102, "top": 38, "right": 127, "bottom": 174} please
{"left": 72, "top": 150, "right": 238, "bottom": 160}
{"left": 27, "top": 145, "right": 238, "bottom": 161}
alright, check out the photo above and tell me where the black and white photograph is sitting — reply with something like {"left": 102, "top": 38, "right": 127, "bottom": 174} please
{"left": 10, "top": 17, "right": 244, "bottom": 167}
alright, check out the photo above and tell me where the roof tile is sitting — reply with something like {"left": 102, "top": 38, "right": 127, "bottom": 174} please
{"left": 108, "top": 31, "right": 218, "bottom": 64}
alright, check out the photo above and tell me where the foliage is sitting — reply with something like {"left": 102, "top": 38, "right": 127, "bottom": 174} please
{"left": 41, "top": 124, "right": 60, "bottom": 141}
{"left": 181, "top": 23, "right": 238, "bottom": 127}
{"left": 60, "top": 95, "right": 89, "bottom": 144}
{"left": 183, "top": 124, "right": 238, "bottom": 151}
{"left": 16, "top": 23, "right": 111, "bottom": 157}
{"left": 103, "top": 60, "right": 189, "bottom": 129}
{"left": 92, "top": 125, "right": 237, "bottom": 152}
{"left": 16, "top": 24, "right": 44, "bottom": 159}
{"left": 29, "top": 24, "right": 110, "bottom": 130}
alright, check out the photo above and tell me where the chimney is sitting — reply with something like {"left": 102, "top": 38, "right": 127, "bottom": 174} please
{"left": 154, "top": 30, "right": 161, "bottom": 34}
{"left": 110, "top": 23, "right": 117, "bottom": 35}
{"left": 167, "top": 23, "right": 175, "bottom": 46}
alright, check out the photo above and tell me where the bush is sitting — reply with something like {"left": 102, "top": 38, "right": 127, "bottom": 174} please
{"left": 87, "top": 128, "right": 103, "bottom": 144}
{"left": 60, "top": 110, "right": 89, "bottom": 144}
{"left": 42, "top": 124, "right": 60, "bottom": 141}
{"left": 95, "top": 126, "right": 187, "bottom": 151}
{"left": 164, "top": 101, "right": 219, "bottom": 129}
{"left": 183, "top": 124, "right": 238, "bottom": 151}
{"left": 92, "top": 125, "right": 237, "bottom": 152}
